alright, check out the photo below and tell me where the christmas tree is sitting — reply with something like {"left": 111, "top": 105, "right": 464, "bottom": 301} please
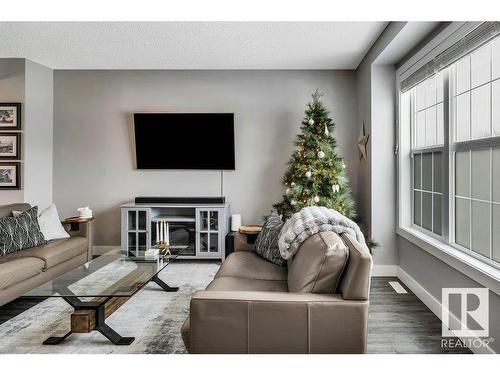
{"left": 274, "top": 89, "right": 356, "bottom": 220}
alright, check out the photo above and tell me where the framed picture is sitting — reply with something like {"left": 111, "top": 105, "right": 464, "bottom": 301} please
{"left": 0, "top": 162, "right": 20, "bottom": 190}
{"left": 0, "top": 133, "right": 21, "bottom": 159}
{"left": 0, "top": 103, "right": 21, "bottom": 130}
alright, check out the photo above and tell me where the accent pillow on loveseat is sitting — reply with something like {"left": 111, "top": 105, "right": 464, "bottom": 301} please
{"left": 254, "top": 210, "right": 286, "bottom": 266}
{"left": 0, "top": 206, "right": 47, "bottom": 256}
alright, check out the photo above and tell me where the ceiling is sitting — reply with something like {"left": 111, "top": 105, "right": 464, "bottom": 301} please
{"left": 0, "top": 22, "right": 387, "bottom": 70}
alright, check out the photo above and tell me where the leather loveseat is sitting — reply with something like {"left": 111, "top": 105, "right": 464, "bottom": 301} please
{"left": 181, "top": 230, "right": 372, "bottom": 354}
{"left": 0, "top": 203, "right": 92, "bottom": 306}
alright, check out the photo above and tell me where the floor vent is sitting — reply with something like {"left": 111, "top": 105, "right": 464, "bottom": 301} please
{"left": 389, "top": 281, "right": 408, "bottom": 294}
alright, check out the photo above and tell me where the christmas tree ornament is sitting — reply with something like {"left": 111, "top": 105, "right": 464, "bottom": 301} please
{"left": 332, "top": 184, "right": 340, "bottom": 193}
{"left": 313, "top": 196, "right": 320, "bottom": 203}
{"left": 305, "top": 170, "right": 312, "bottom": 178}
{"left": 290, "top": 199, "right": 297, "bottom": 206}
{"left": 317, "top": 151, "right": 325, "bottom": 159}
{"left": 308, "top": 118, "right": 315, "bottom": 126}
{"left": 291, "top": 182, "right": 295, "bottom": 187}
{"left": 325, "top": 124, "right": 329, "bottom": 136}
{"left": 285, "top": 188, "right": 291, "bottom": 195}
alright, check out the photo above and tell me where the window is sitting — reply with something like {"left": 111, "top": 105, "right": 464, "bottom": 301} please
{"left": 399, "top": 22, "right": 500, "bottom": 268}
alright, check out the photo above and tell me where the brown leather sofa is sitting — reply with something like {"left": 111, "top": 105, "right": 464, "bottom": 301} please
{"left": 0, "top": 203, "right": 92, "bottom": 306}
{"left": 181, "top": 230, "right": 372, "bottom": 354}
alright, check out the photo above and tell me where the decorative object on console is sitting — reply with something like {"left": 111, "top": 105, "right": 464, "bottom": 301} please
{"left": 0, "top": 162, "right": 20, "bottom": 190}
{"left": 0, "top": 103, "right": 21, "bottom": 130}
{"left": 0, "top": 206, "right": 46, "bottom": 255}
{"left": 77, "top": 206, "right": 93, "bottom": 219}
{"left": 153, "top": 219, "right": 171, "bottom": 257}
{"left": 273, "top": 89, "right": 356, "bottom": 220}
{"left": 135, "top": 196, "right": 226, "bottom": 204}
{"left": 253, "top": 210, "right": 285, "bottom": 266}
{"left": 0, "top": 133, "right": 21, "bottom": 159}
{"left": 230, "top": 213, "right": 241, "bottom": 231}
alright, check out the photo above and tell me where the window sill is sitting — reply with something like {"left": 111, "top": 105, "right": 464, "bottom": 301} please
{"left": 397, "top": 226, "right": 500, "bottom": 296}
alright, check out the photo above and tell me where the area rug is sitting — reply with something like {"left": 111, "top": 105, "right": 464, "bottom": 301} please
{"left": 0, "top": 261, "right": 219, "bottom": 354}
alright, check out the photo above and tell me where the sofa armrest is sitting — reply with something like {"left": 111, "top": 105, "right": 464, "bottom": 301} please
{"left": 189, "top": 290, "right": 368, "bottom": 354}
{"left": 234, "top": 232, "right": 255, "bottom": 252}
{"left": 62, "top": 221, "right": 93, "bottom": 262}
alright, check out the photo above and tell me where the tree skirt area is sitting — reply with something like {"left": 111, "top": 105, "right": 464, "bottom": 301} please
{"left": 0, "top": 261, "right": 219, "bottom": 354}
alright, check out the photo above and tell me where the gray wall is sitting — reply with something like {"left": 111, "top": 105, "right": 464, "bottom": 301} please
{"left": 0, "top": 59, "right": 25, "bottom": 205}
{"left": 355, "top": 23, "right": 405, "bottom": 266}
{"left": 370, "top": 65, "right": 397, "bottom": 266}
{"left": 399, "top": 237, "right": 500, "bottom": 353}
{"left": 23, "top": 60, "right": 54, "bottom": 210}
{"left": 53, "top": 70, "right": 358, "bottom": 246}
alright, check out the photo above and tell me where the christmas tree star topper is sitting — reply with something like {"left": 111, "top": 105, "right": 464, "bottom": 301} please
{"left": 312, "top": 88, "right": 323, "bottom": 104}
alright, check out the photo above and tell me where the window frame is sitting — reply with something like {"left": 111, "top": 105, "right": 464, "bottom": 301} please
{"left": 396, "top": 22, "right": 500, "bottom": 292}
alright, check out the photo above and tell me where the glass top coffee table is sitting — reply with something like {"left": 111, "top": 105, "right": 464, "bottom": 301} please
{"left": 24, "top": 248, "right": 182, "bottom": 346}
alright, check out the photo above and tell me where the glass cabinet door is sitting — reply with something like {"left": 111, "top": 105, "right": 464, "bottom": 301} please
{"left": 138, "top": 210, "right": 147, "bottom": 231}
{"left": 197, "top": 209, "right": 221, "bottom": 257}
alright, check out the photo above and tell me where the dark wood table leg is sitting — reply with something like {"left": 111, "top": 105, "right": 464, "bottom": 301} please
{"left": 152, "top": 274, "right": 179, "bottom": 292}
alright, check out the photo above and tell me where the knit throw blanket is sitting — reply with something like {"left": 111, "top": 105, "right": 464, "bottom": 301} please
{"left": 278, "top": 206, "right": 367, "bottom": 260}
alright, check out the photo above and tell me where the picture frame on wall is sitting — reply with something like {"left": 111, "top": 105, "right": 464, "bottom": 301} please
{"left": 0, "top": 103, "right": 22, "bottom": 130}
{"left": 0, "top": 133, "right": 21, "bottom": 160}
{"left": 0, "top": 162, "right": 20, "bottom": 190}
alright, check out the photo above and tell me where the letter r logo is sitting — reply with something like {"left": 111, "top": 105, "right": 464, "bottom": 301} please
{"left": 442, "top": 288, "right": 489, "bottom": 337}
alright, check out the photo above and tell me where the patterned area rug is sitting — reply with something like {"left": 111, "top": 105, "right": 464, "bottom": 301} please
{"left": 0, "top": 261, "right": 219, "bottom": 354}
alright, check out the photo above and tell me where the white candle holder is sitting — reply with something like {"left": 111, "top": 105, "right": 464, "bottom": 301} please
{"left": 154, "top": 219, "right": 171, "bottom": 257}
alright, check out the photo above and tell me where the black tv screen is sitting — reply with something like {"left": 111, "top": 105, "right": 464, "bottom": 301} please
{"left": 134, "top": 113, "right": 235, "bottom": 170}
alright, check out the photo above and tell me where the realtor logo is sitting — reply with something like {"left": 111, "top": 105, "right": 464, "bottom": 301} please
{"left": 442, "top": 288, "right": 489, "bottom": 337}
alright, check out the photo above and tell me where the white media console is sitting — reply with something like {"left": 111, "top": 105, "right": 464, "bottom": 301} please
{"left": 121, "top": 202, "right": 230, "bottom": 260}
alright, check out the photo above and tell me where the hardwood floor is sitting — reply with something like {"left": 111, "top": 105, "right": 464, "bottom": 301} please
{"left": 0, "top": 277, "right": 471, "bottom": 354}
{"left": 368, "top": 277, "right": 471, "bottom": 354}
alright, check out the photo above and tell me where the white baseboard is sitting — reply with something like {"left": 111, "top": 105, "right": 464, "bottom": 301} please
{"left": 371, "top": 264, "right": 398, "bottom": 276}
{"left": 396, "top": 267, "right": 496, "bottom": 354}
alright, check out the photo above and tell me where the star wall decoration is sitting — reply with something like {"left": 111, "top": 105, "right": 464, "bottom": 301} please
{"left": 357, "top": 123, "right": 369, "bottom": 161}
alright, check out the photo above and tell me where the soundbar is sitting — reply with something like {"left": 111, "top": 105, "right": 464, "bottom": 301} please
{"left": 135, "top": 196, "right": 226, "bottom": 204}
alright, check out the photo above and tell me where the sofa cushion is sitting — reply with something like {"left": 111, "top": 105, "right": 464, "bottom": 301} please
{"left": 215, "top": 251, "right": 287, "bottom": 281}
{"left": 0, "top": 206, "right": 47, "bottom": 256}
{"left": 0, "top": 203, "right": 31, "bottom": 218}
{"left": 287, "top": 232, "right": 349, "bottom": 293}
{"left": 207, "top": 276, "right": 288, "bottom": 292}
{"left": 254, "top": 210, "right": 285, "bottom": 266}
{"left": 1, "top": 236, "right": 88, "bottom": 269}
{"left": 0, "top": 257, "right": 45, "bottom": 289}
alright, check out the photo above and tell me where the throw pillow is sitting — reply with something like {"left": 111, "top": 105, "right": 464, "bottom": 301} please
{"left": 37, "top": 204, "right": 70, "bottom": 241}
{"left": 0, "top": 206, "right": 47, "bottom": 256}
{"left": 254, "top": 210, "right": 286, "bottom": 266}
{"left": 12, "top": 204, "right": 70, "bottom": 241}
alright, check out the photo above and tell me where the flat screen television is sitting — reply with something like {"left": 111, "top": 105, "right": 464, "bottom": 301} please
{"left": 134, "top": 113, "right": 235, "bottom": 170}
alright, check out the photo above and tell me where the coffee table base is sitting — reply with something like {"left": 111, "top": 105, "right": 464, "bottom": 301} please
{"left": 43, "top": 296, "right": 136, "bottom": 345}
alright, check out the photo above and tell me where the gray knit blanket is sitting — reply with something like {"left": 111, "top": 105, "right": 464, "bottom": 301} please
{"left": 278, "top": 206, "right": 367, "bottom": 260}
